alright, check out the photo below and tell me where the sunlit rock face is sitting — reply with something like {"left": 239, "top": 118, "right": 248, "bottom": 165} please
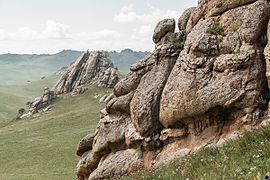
{"left": 76, "top": 0, "right": 270, "bottom": 179}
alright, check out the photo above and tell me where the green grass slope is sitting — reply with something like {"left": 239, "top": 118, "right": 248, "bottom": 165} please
{"left": 0, "top": 85, "right": 110, "bottom": 180}
{"left": 0, "top": 75, "right": 60, "bottom": 126}
{"left": 0, "top": 50, "right": 82, "bottom": 85}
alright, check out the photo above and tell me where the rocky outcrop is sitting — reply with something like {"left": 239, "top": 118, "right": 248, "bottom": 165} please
{"left": 52, "top": 50, "right": 121, "bottom": 95}
{"left": 21, "top": 88, "right": 54, "bottom": 118}
{"left": 76, "top": 1, "right": 270, "bottom": 179}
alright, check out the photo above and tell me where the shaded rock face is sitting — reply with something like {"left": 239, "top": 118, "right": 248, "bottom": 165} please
{"left": 52, "top": 51, "right": 120, "bottom": 95}
{"left": 76, "top": 1, "right": 270, "bottom": 179}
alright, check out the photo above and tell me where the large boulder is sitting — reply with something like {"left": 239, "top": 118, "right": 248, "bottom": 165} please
{"left": 152, "top": 18, "right": 175, "bottom": 44}
{"left": 178, "top": 7, "right": 196, "bottom": 31}
{"left": 88, "top": 149, "right": 141, "bottom": 180}
{"left": 76, "top": 133, "right": 96, "bottom": 157}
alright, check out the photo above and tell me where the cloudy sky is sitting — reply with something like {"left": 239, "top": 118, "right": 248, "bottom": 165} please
{"left": 0, "top": 0, "right": 197, "bottom": 54}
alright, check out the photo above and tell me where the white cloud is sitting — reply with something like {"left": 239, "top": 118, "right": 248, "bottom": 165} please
{"left": 121, "top": 4, "right": 134, "bottom": 12}
{"left": 0, "top": 29, "right": 9, "bottom": 40}
{"left": 10, "top": 27, "right": 39, "bottom": 40}
{"left": 113, "top": 12, "right": 138, "bottom": 23}
{"left": 114, "top": 4, "right": 179, "bottom": 24}
{"left": 75, "top": 29, "right": 120, "bottom": 41}
{"left": 41, "top": 20, "right": 71, "bottom": 39}
{"left": 0, "top": 20, "right": 71, "bottom": 41}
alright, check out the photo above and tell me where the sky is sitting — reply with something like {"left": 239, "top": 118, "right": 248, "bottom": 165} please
{"left": 0, "top": 0, "right": 197, "bottom": 54}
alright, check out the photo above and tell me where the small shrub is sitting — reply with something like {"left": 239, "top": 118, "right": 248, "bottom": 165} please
{"left": 17, "top": 108, "right": 26, "bottom": 119}
{"left": 258, "top": 92, "right": 270, "bottom": 111}
{"left": 171, "top": 35, "right": 186, "bottom": 49}
{"left": 207, "top": 22, "right": 225, "bottom": 36}
{"left": 227, "top": 22, "right": 241, "bottom": 32}
{"left": 259, "top": 35, "right": 268, "bottom": 47}
{"left": 18, "top": 108, "right": 26, "bottom": 116}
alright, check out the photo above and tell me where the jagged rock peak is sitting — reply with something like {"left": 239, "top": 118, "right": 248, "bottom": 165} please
{"left": 52, "top": 50, "right": 121, "bottom": 95}
{"left": 76, "top": 1, "right": 270, "bottom": 179}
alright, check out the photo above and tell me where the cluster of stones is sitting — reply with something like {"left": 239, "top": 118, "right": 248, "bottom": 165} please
{"left": 21, "top": 87, "right": 54, "bottom": 118}
{"left": 76, "top": 0, "right": 270, "bottom": 179}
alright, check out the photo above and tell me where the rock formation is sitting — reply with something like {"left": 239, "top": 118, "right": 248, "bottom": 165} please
{"left": 23, "top": 50, "right": 121, "bottom": 118}
{"left": 52, "top": 50, "right": 121, "bottom": 95}
{"left": 76, "top": 1, "right": 270, "bottom": 179}
{"left": 22, "top": 87, "right": 54, "bottom": 118}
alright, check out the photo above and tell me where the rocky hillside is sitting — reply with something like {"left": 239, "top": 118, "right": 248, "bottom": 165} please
{"left": 76, "top": 0, "right": 270, "bottom": 179}
{"left": 23, "top": 50, "right": 121, "bottom": 117}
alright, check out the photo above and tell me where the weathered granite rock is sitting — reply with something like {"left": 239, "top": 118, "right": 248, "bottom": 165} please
{"left": 130, "top": 50, "right": 179, "bottom": 137}
{"left": 186, "top": 0, "right": 258, "bottom": 33}
{"left": 88, "top": 149, "right": 141, "bottom": 180}
{"left": 77, "top": 133, "right": 96, "bottom": 157}
{"left": 52, "top": 50, "right": 121, "bottom": 95}
{"left": 113, "top": 54, "right": 155, "bottom": 97}
{"left": 76, "top": 1, "right": 270, "bottom": 179}
{"left": 160, "top": 0, "right": 269, "bottom": 128}
{"left": 178, "top": 7, "right": 196, "bottom": 31}
{"left": 153, "top": 18, "right": 175, "bottom": 44}
{"left": 106, "top": 91, "right": 134, "bottom": 114}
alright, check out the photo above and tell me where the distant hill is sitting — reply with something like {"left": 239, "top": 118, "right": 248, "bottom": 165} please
{"left": 0, "top": 50, "right": 82, "bottom": 85}
{"left": 0, "top": 49, "right": 149, "bottom": 85}
{"left": 109, "top": 49, "right": 149, "bottom": 73}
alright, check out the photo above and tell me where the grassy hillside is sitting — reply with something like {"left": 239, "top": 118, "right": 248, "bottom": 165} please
{"left": 0, "top": 50, "right": 82, "bottom": 85}
{"left": 0, "top": 85, "right": 111, "bottom": 180}
{"left": 0, "top": 75, "right": 60, "bottom": 126}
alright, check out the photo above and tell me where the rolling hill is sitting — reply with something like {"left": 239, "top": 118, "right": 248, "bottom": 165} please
{"left": 0, "top": 50, "right": 82, "bottom": 85}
